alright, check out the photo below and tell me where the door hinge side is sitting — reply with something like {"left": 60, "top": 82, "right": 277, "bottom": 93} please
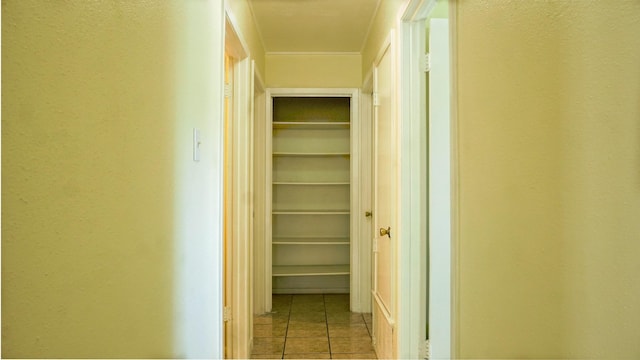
{"left": 224, "top": 83, "right": 232, "bottom": 98}
{"left": 419, "top": 339, "right": 431, "bottom": 359}
{"left": 423, "top": 53, "right": 431, "bottom": 73}
{"left": 373, "top": 92, "right": 380, "bottom": 107}
{"left": 223, "top": 306, "right": 232, "bottom": 322}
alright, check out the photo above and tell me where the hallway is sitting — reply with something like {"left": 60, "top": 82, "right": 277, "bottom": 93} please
{"left": 252, "top": 295, "right": 375, "bottom": 359}
{"left": 3, "top": 1, "right": 640, "bottom": 358}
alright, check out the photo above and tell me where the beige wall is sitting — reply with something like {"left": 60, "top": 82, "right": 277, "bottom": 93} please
{"left": 266, "top": 53, "right": 361, "bottom": 88}
{"left": 455, "top": 1, "right": 640, "bottom": 358}
{"left": 2, "top": 0, "right": 226, "bottom": 357}
{"left": 360, "top": 0, "right": 406, "bottom": 80}
{"left": 227, "top": 0, "right": 267, "bottom": 78}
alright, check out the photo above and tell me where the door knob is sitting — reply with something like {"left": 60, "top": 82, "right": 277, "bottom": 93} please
{"left": 379, "top": 226, "right": 391, "bottom": 238}
{"left": 365, "top": 211, "right": 372, "bottom": 217}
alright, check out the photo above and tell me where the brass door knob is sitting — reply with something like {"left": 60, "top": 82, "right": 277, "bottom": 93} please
{"left": 379, "top": 227, "right": 391, "bottom": 238}
{"left": 365, "top": 211, "right": 372, "bottom": 217}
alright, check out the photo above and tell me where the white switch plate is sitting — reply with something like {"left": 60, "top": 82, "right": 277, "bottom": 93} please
{"left": 193, "top": 128, "right": 201, "bottom": 162}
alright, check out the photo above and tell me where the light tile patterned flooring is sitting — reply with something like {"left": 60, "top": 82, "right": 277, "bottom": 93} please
{"left": 252, "top": 294, "right": 376, "bottom": 359}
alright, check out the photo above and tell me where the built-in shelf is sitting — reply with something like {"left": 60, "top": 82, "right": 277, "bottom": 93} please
{"left": 273, "top": 121, "right": 350, "bottom": 129}
{"left": 273, "top": 182, "right": 350, "bottom": 186}
{"left": 272, "top": 265, "right": 350, "bottom": 277}
{"left": 272, "top": 237, "right": 350, "bottom": 245}
{"left": 272, "top": 210, "right": 350, "bottom": 215}
{"left": 273, "top": 152, "right": 350, "bottom": 157}
{"left": 270, "top": 94, "right": 353, "bottom": 294}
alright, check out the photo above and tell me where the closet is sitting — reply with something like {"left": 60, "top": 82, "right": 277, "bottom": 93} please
{"left": 266, "top": 89, "right": 359, "bottom": 296}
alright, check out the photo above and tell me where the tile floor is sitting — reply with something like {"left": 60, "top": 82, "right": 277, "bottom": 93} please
{"left": 251, "top": 294, "right": 376, "bottom": 359}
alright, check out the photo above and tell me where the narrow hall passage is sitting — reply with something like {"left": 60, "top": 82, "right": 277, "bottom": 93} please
{"left": 252, "top": 294, "right": 376, "bottom": 359}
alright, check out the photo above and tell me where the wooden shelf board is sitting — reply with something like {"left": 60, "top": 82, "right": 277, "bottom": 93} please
{"left": 272, "top": 265, "right": 350, "bottom": 277}
{"left": 273, "top": 121, "right": 350, "bottom": 129}
{"left": 273, "top": 237, "right": 350, "bottom": 245}
{"left": 273, "top": 182, "right": 350, "bottom": 185}
{"left": 272, "top": 210, "right": 350, "bottom": 215}
{"left": 273, "top": 152, "right": 350, "bottom": 157}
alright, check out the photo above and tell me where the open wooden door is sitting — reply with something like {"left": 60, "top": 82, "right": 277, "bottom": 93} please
{"left": 371, "top": 32, "right": 397, "bottom": 360}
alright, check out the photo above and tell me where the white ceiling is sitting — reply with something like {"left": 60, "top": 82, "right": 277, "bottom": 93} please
{"left": 249, "top": 0, "right": 381, "bottom": 53}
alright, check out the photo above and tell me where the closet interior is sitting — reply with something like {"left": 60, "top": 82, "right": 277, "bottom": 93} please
{"left": 270, "top": 95, "right": 353, "bottom": 295}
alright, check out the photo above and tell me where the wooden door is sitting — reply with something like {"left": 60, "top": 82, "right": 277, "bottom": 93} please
{"left": 372, "top": 34, "right": 397, "bottom": 360}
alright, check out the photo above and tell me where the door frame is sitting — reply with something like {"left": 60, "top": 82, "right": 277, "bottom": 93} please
{"left": 397, "top": 0, "right": 458, "bottom": 358}
{"left": 224, "top": 6, "right": 255, "bottom": 359}
{"left": 251, "top": 62, "right": 266, "bottom": 319}
{"left": 359, "top": 74, "right": 374, "bottom": 314}
{"left": 262, "top": 87, "right": 365, "bottom": 311}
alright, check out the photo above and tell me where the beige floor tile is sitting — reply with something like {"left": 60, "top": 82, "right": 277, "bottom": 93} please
{"left": 362, "top": 313, "right": 372, "bottom": 334}
{"left": 288, "top": 321, "right": 327, "bottom": 332}
{"left": 287, "top": 326, "right": 328, "bottom": 338}
{"left": 324, "top": 302, "right": 350, "bottom": 313}
{"left": 291, "top": 305, "right": 325, "bottom": 314}
{"left": 329, "top": 337, "right": 375, "bottom": 354}
{"left": 331, "top": 353, "right": 377, "bottom": 359}
{"left": 255, "top": 314, "right": 289, "bottom": 325}
{"left": 283, "top": 353, "right": 331, "bottom": 359}
{"left": 289, "top": 311, "right": 326, "bottom": 322}
{"left": 328, "top": 323, "right": 370, "bottom": 338}
{"left": 273, "top": 294, "right": 293, "bottom": 303}
{"left": 285, "top": 337, "right": 330, "bottom": 354}
{"left": 252, "top": 337, "right": 286, "bottom": 355}
{"left": 292, "top": 294, "right": 325, "bottom": 304}
{"left": 255, "top": 323, "right": 288, "bottom": 338}
{"left": 284, "top": 353, "right": 331, "bottom": 359}
{"left": 271, "top": 303, "right": 291, "bottom": 312}
{"left": 251, "top": 355, "right": 282, "bottom": 359}
{"left": 270, "top": 306, "right": 292, "bottom": 315}
{"left": 323, "top": 294, "right": 349, "bottom": 303}
{"left": 326, "top": 312, "right": 365, "bottom": 325}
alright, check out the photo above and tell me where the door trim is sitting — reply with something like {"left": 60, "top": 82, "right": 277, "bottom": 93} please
{"left": 398, "top": 0, "right": 458, "bottom": 358}
{"left": 398, "top": 2, "right": 431, "bottom": 358}
{"left": 263, "top": 88, "right": 364, "bottom": 311}
{"left": 224, "top": 6, "right": 253, "bottom": 359}
{"left": 358, "top": 73, "right": 374, "bottom": 314}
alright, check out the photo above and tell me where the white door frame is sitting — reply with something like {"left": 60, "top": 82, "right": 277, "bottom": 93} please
{"left": 359, "top": 73, "right": 374, "bottom": 314}
{"left": 398, "top": 0, "right": 456, "bottom": 358}
{"left": 224, "top": 6, "right": 254, "bottom": 359}
{"left": 252, "top": 63, "right": 267, "bottom": 319}
{"left": 263, "top": 88, "right": 365, "bottom": 311}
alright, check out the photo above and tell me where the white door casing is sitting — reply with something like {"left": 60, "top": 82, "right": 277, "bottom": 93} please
{"left": 263, "top": 88, "right": 365, "bottom": 309}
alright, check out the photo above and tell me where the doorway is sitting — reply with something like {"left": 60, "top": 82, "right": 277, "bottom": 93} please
{"left": 223, "top": 12, "right": 255, "bottom": 359}
{"left": 397, "top": 0, "right": 454, "bottom": 358}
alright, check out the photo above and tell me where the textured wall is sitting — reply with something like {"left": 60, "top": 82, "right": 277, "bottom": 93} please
{"left": 2, "top": 1, "right": 225, "bottom": 358}
{"left": 455, "top": 1, "right": 640, "bottom": 358}
{"left": 266, "top": 53, "right": 361, "bottom": 88}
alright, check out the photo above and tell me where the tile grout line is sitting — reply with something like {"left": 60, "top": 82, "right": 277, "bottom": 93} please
{"left": 281, "top": 295, "right": 292, "bottom": 359}
{"left": 323, "top": 294, "right": 333, "bottom": 359}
